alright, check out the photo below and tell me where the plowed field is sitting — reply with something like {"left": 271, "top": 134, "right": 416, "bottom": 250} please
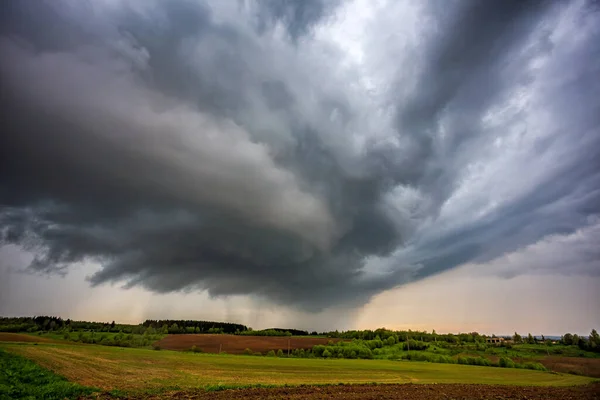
{"left": 91, "top": 383, "right": 600, "bottom": 399}
{"left": 156, "top": 334, "right": 341, "bottom": 354}
{"left": 0, "top": 333, "right": 58, "bottom": 343}
{"left": 541, "top": 356, "right": 600, "bottom": 378}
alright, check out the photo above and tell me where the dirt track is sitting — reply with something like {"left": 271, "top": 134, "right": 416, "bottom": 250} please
{"left": 155, "top": 334, "right": 342, "bottom": 354}
{"left": 93, "top": 383, "right": 600, "bottom": 399}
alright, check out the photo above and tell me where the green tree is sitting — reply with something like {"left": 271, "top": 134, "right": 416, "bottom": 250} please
{"left": 512, "top": 332, "right": 522, "bottom": 343}
{"left": 527, "top": 333, "right": 535, "bottom": 344}
{"left": 589, "top": 329, "right": 600, "bottom": 351}
{"left": 277, "top": 349, "right": 284, "bottom": 357}
{"left": 168, "top": 323, "right": 180, "bottom": 334}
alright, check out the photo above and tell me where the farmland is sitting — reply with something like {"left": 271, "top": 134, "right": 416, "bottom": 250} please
{"left": 1, "top": 341, "right": 596, "bottom": 387}
{"left": 155, "top": 333, "right": 341, "bottom": 354}
{"left": 2, "top": 321, "right": 600, "bottom": 399}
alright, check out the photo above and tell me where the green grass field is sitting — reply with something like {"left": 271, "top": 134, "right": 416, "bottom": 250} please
{"left": 0, "top": 348, "right": 96, "bottom": 399}
{"left": 0, "top": 342, "right": 594, "bottom": 394}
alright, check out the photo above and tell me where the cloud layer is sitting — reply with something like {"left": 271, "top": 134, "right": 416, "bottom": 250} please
{"left": 1, "top": 0, "right": 599, "bottom": 310}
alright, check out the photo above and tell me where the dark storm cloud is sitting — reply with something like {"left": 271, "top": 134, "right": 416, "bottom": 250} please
{"left": 252, "top": 0, "right": 341, "bottom": 39}
{"left": 1, "top": 0, "right": 599, "bottom": 310}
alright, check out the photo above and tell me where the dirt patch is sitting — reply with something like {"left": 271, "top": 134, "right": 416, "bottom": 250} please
{"left": 156, "top": 334, "right": 342, "bottom": 354}
{"left": 0, "top": 333, "right": 58, "bottom": 343}
{"left": 91, "top": 383, "right": 600, "bottom": 399}
{"left": 541, "top": 356, "right": 600, "bottom": 378}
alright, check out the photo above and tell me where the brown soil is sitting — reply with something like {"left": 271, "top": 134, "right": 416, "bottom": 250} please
{"left": 540, "top": 356, "right": 600, "bottom": 378}
{"left": 0, "top": 332, "right": 58, "bottom": 343}
{"left": 155, "top": 334, "right": 342, "bottom": 354}
{"left": 91, "top": 383, "right": 600, "bottom": 399}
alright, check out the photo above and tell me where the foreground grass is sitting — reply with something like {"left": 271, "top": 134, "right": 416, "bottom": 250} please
{"left": 0, "top": 348, "right": 97, "bottom": 399}
{"left": 1, "top": 343, "right": 594, "bottom": 394}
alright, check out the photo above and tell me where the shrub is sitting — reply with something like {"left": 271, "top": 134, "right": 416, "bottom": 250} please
{"left": 191, "top": 345, "right": 202, "bottom": 353}
{"left": 253, "top": 352, "right": 262, "bottom": 356}
{"left": 499, "top": 357, "right": 515, "bottom": 368}
{"left": 152, "top": 344, "right": 161, "bottom": 351}
{"left": 266, "top": 350, "right": 276, "bottom": 357}
{"left": 244, "top": 348, "right": 253, "bottom": 355}
{"left": 312, "top": 345, "right": 326, "bottom": 357}
{"left": 435, "top": 355, "right": 455, "bottom": 364}
{"left": 277, "top": 349, "right": 284, "bottom": 357}
{"left": 322, "top": 349, "right": 332, "bottom": 358}
{"left": 523, "top": 362, "right": 547, "bottom": 371}
{"left": 358, "top": 348, "right": 373, "bottom": 359}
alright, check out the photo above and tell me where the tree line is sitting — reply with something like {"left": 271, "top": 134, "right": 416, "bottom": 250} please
{"left": 2, "top": 316, "right": 598, "bottom": 353}
{"left": 142, "top": 319, "right": 248, "bottom": 334}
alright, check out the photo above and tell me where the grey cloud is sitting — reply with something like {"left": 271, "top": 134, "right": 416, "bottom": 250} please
{"left": 251, "top": 0, "right": 341, "bottom": 40}
{"left": 1, "top": 0, "right": 599, "bottom": 311}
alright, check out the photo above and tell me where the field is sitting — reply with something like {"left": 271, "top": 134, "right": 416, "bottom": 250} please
{"left": 1, "top": 342, "right": 595, "bottom": 388}
{"left": 0, "top": 332, "right": 61, "bottom": 344}
{"left": 2, "top": 333, "right": 600, "bottom": 399}
{"left": 156, "top": 333, "right": 341, "bottom": 354}
{"left": 90, "top": 383, "right": 600, "bottom": 399}
{"left": 541, "top": 356, "right": 600, "bottom": 378}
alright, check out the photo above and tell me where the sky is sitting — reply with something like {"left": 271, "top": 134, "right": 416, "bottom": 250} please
{"left": 0, "top": 0, "right": 599, "bottom": 336}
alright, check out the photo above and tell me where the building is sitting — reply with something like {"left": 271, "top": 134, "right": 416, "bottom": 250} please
{"left": 486, "top": 337, "right": 504, "bottom": 344}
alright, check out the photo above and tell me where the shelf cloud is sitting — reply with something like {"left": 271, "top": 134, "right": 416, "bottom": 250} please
{"left": 1, "top": 0, "right": 599, "bottom": 310}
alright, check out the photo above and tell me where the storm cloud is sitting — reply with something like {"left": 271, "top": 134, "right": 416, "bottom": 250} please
{"left": 1, "top": 0, "right": 599, "bottom": 310}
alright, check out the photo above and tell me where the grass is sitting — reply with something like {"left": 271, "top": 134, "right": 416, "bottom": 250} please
{"left": 0, "top": 342, "right": 594, "bottom": 394}
{"left": 0, "top": 348, "right": 97, "bottom": 399}
{"left": 370, "top": 342, "right": 600, "bottom": 365}
{"left": 27, "top": 331, "right": 165, "bottom": 349}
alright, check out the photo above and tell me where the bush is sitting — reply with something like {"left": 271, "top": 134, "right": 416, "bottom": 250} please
{"left": 404, "top": 340, "right": 429, "bottom": 351}
{"left": 244, "top": 348, "right": 254, "bottom": 356}
{"left": 322, "top": 349, "right": 332, "bottom": 358}
{"left": 522, "top": 362, "right": 547, "bottom": 371}
{"left": 253, "top": 352, "right": 262, "bottom": 356}
{"left": 152, "top": 344, "right": 161, "bottom": 351}
{"left": 266, "top": 350, "right": 276, "bottom": 357}
{"left": 434, "top": 355, "right": 455, "bottom": 364}
{"left": 499, "top": 357, "right": 515, "bottom": 368}
{"left": 358, "top": 348, "right": 373, "bottom": 359}
{"left": 312, "top": 345, "right": 326, "bottom": 357}
{"left": 190, "top": 345, "right": 202, "bottom": 353}
{"left": 277, "top": 349, "right": 284, "bottom": 357}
